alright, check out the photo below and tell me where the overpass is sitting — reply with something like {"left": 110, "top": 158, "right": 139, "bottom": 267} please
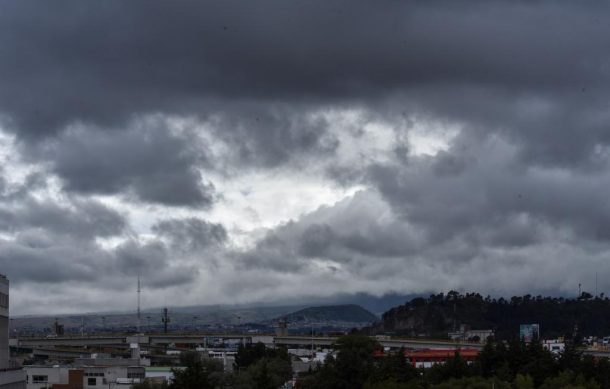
{"left": 273, "top": 336, "right": 484, "bottom": 350}
{"left": 15, "top": 334, "right": 483, "bottom": 350}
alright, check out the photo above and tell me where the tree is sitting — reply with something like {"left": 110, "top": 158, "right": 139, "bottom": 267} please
{"left": 514, "top": 374, "right": 534, "bottom": 389}
{"left": 332, "top": 334, "right": 380, "bottom": 388}
{"left": 539, "top": 370, "right": 600, "bottom": 389}
{"left": 371, "top": 348, "right": 418, "bottom": 383}
{"left": 297, "top": 335, "right": 380, "bottom": 389}
{"left": 131, "top": 381, "right": 168, "bottom": 389}
{"left": 235, "top": 342, "right": 268, "bottom": 369}
{"left": 363, "top": 380, "right": 424, "bottom": 389}
{"left": 432, "top": 376, "right": 510, "bottom": 389}
{"left": 245, "top": 357, "right": 292, "bottom": 389}
{"left": 169, "top": 353, "right": 223, "bottom": 389}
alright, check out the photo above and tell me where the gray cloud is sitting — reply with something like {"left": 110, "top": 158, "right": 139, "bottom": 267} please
{"left": 114, "top": 240, "right": 199, "bottom": 288}
{"left": 35, "top": 124, "right": 214, "bottom": 207}
{"left": 1, "top": 1, "right": 609, "bottom": 169}
{"left": 0, "top": 235, "right": 107, "bottom": 284}
{"left": 0, "top": 197, "right": 126, "bottom": 239}
{"left": 153, "top": 217, "right": 227, "bottom": 253}
{"left": 4, "top": 0, "right": 610, "bottom": 312}
{"left": 369, "top": 136, "right": 610, "bottom": 247}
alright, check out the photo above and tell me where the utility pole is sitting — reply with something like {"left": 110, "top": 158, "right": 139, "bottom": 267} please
{"left": 162, "top": 308, "right": 170, "bottom": 334}
{"left": 311, "top": 325, "right": 314, "bottom": 357}
{"left": 137, "top": 275, "right": 141, "bottom": 333}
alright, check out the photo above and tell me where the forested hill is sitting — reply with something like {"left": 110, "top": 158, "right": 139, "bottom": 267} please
{"left": 367, "top": 291, "right": 610, "bottom": 340}
{"left": 282, "top": 304, "right": 378, "bottom": 324}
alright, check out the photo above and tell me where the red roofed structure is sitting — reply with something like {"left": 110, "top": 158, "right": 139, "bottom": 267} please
{"left": 403, "top": 348, "right": 480, "bottom": 368}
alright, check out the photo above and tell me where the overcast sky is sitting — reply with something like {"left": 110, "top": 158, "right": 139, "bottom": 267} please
{"left": 2, "top": 1, "right": 610, "bottom": 315}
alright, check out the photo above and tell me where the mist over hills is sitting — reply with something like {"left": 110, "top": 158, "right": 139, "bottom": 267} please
{"left": 276, "top": 304, "right": 378, "bottom": 325}
{"left": 10, "top": 293, "right": 409, "bottom": 333}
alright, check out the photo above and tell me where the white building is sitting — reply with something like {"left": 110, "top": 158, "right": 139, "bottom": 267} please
{"left": 543, "top": 340, "right": 565, "bottom": 355}
{"left": 24, "top": 365, "right": 145, "bottom": 389}
{"left": 204, "top": 350, "right": 236, "bottom": 372}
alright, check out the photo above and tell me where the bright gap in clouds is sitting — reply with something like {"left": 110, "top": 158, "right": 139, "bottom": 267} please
{"left": 61, "top": 112, "right": 460, "bottom": 252}
{"left": 408, "top": 121, "right": 459, "bottom": 157}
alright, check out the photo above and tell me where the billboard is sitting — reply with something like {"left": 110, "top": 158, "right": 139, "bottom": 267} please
{"left": 520, "top": 324, "right": 540, "bottom": 342}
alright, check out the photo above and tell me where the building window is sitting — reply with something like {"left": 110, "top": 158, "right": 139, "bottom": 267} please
{"left": 88, "top": 377, "right": 97, "bottom": 385}
{"left": 127, "top": 372, "right": 145, "bottom": 379}
{"left": 32, "top": 375, "right": 48, "bottom": 383}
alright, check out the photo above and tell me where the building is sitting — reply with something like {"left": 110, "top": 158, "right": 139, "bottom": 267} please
{"left": 0, "top": 275, "right": 26, "bottom": 389}
{"left": 143, "top": 367, "right": 174, "bottom": 385}
{"left": 520, "top": 323, "right": 540, "bottom": 342}
{"left": 448, "top": 324, "right": 494, "bottom": 343}
{"left": 204, "top": 350, "right": 236, "bottom": 372}
{"left": 0, "top": 276, "right": 9, "bottom": 370}
{"left": 543, "top": 340, "right": 565, "bottom": 355}
{"left": 403, "top": 348, "right": 480, "bottom": 368}
{"left": 24, "top": 365, "right": 145, "bottom": 389}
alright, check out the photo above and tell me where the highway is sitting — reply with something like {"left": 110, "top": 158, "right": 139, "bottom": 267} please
{"left": 14, "top": 334, "right": 484, "bottom": 350}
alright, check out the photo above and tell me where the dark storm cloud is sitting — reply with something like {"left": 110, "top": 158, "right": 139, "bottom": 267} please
{"left": 0, "top": 240, "right": 103, "bottom": 283}
{"left": 1, "top": 0, "right": 610, "bottom": 168}
{"left": 114, "top": 240, "right": 199, "bottom": 287}
{"left": 153, "top": 217, "right": 227, "bottom": 253}
{"left": 0, "top": 197, "right": 126, "bottom": 239}
{"left": 35, "top": 124, "right": 214, "bottom": 206}
{"left": 0, "top": 186, "right": 214, "bottom": 288}
{"left": 368, "top": 136, "right": 610, "bottom": 247}
{"left": 4, "top": 0, "right": 610, "bottom": 307}
{"left": 0, "top": 195, "right": 123, "bottom": 284}
{"left": 207, "top": 104, "right": 339, "bottom": 168}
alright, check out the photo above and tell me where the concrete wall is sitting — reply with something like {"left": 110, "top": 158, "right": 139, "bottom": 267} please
{"left": 24, "top": 366, "right": 144, "bottom": 389}
{"left": 0, "top": 369, "right": 26, "bottom": 389}
{"left": 24, "top": 366, "right": 69, "bottom": 389}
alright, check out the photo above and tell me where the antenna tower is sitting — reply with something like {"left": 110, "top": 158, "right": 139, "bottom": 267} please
{"left": 137, "top": 275, "right": 141, "bottom": 333}
{"left": 162, "top": 307, "right": 170, "bottom": 334}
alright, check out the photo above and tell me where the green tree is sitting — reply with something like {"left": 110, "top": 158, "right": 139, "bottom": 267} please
{"left": 432, "top": 376, "right": 510, "bottom": 389}
{"left": 297, "top": 335, "right": 380, "bottom": 389}
{"left": 235, "top": 342, "right": 268, "bottom": 369}
{"left": 539, "top": 370, "right": 600, "bottom": 389}
{"left": 371, "top": 348, "right": 418, "bottom": 383}
{"left": 513, "top": 374, "right": 534, "bottom": 389}
{"left": 363, "top": 379, "right": 424, "bottom": 389}
{"left": 246, "top": 357, "right": 292, "bottom": 389}
{"left": 131, "top": 381, "right": 168, "bottom": 389}
{"left": 427, "top": 351, "right": 471, "bottom": 384}
{"left": 332, "top": 334, "right": 380, "bottom": 388}
{"left": 519, "top": 340, "right": 557, "bottom": 386}
{"left": 169, "top": 353, "right": 223, "bottom": 389}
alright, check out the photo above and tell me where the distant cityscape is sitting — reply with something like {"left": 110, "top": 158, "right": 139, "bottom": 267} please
{"left": 3, "top": 274, "right": 610, "bottom": 388}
